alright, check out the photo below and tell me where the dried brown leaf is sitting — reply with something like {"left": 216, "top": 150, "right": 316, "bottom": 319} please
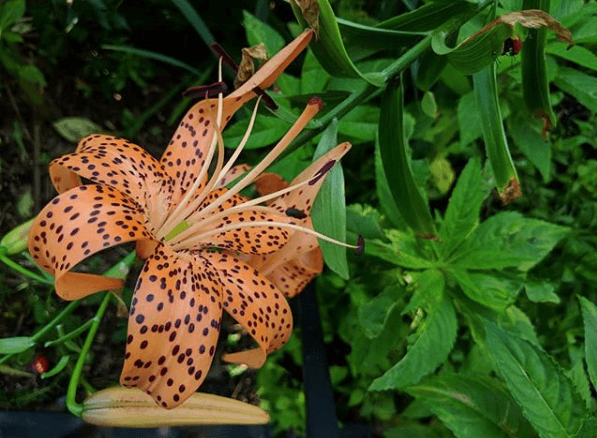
{"left": 234, "top": 44, "right": 268, "bottom": 89}
{"left": 464, "top": 9, "right": 573, "bottom": 48}
{"left": 292, "top": 0, "right": 320, "bottom": 37}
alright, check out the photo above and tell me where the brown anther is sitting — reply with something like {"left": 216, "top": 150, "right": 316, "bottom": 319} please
{"left": 356, "top": 235, "right": 365, "bottom": 256}
{"left": 182, "top": 82, "right": 228, "bottom": 100}
{"left": 309, "top": 160, "right": 336, "bottom": 186}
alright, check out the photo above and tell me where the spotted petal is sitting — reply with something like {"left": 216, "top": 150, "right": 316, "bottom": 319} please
{"left": 121, "top": 244, "right": 222, "bottom": 409}
{"left": 176, "top": 188, "right": 292, "bottom": 255}
{"left": 50, "top": 135, "right": 173, "bottom": 225}
{"left": 28, "top": 184, "right": 153, "bottom": 300}
{"left": 159, "top": 29, "right": 314, "bottom": 204}
{"left": 200, "top": 251, "right": 292, "bottom": 368}
{"left": 270, "top": 142, "right": 352, "bottom": 215}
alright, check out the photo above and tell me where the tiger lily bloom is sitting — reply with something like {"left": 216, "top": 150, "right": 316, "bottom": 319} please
{"left": 28, "top": 29, "right": 354, "bottom": 409}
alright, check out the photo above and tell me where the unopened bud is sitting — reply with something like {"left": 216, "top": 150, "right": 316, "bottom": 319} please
{"left": 81, "top": 386, "right": 270, "bottom": 427}
{"left": 0, "top": 218, "right": 35, "bottom": 255}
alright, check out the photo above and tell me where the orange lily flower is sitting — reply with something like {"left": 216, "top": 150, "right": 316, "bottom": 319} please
{"left": 28, "top": 29, "right": 353, "bottom": 409}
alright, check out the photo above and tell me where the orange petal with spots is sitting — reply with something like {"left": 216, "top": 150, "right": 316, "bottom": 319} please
{"left": 182, "top": 188, "right": 291, "bottom": 255}
{"left": 230, "top": 29, "right": 314, "bottom": 101}
{"left": 160, "top": 30, "right": 313, "bottom": 203}
{"left": 120, "top": 244, "right": 223, "bottom": 409}
{"left": 215, "top": 164, "right": 252, "bottom": 189}
{"left": 50, "top": 135, "right": 173, "bottom": 217}
{"left": 271, "top": 142, "right": 351, "bottom": 215}
{"left": 247, "top": 217, "right": 323, "bottom": 298}
{"left": 28, "top": 184, "right": 153, "bottom": 300}
{"left": 200, "top": 251, "right": 292, "bottom": 368}
{"left": 254, "top": 173, "right": 289, "bottom": 200}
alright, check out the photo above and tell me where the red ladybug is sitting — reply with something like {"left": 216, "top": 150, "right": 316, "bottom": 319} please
{"left": 502, "top": 36, "right": 523, "bottom": 56}
{"left": 31, "top": 355, "right": 49, "bottom": 374}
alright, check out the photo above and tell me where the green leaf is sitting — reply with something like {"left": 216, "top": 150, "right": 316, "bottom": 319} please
{"left": 485, "top": 322, "right": 588, "bottom": 438}
{"left": 346, "top": 204, "right": 386, "bottom": 242}
{"left": 52, "top": 117, "right": 104, "bottom": 143}
{"left": 440, "top": 157, "right": 490, "bottom": 257}
{"left": 524, "top": 280, "right": 560, "bottom": 304}
{"left": 458, "top": 91, "right": 483, "bottom": 147}
{"left": 243, "top": 10, "right": 284, "bottom": 54}
{"left": 378, "top": 1, "right": 476, "bottom": 33}
{"left": 508, "top": 114, "right": 552, "bottom": 182}
{"left": 18, "top": 64, "right": 46, "bottom": 87}
{"left": 223, "top": 114, "right": 291, "bottom": 150}
{"left": 337, "top": 17, "right": 424, "bottom": 53}
{"left": 359, "top": 285, "right": 404, "bottom": 339}
{"left": 311, "top": 119, "right": 349, "bottom": 280}
{"left": 406, "top": 373, "right": 537, "bottom": 438}
{"left": 474, "top": 64, "right": 519, "bottom": 202}
{"left": 367, "top": 229, "right": 434, "bottom": 270}
{"left": 522, "top": 0, "right": 556, "bottom": 131}
{"left": 300, "top": 49, "right": 331, "bottom": 94}
{"left": 0, "top": 336, "right": 35, "bottom": 354}
{"left": 0, "top": 0, "right": 25, "bottom": 31}
{"left": 553, "top": 67, "right": 597, "bottom": 113}
{"left": 578, "top": 296, "right": 597, "bottom": 393}
{"left": 101, "top": 45, "right": 200, "bottom": 75}
{"left": 450, "top": 269, "right": 521, "bottom": 310}
{"left": 379, "top": 77, "right": 437, "bottom": 238}
{"left": 370, "top": 275, "right": 457, "bottom": 391}
{"left": 374, "top": 134, "right": 406, "bottom": 229}
{"left": 170, "top": 0, "right": 214, "bottom": 47}
{"left": 450, "top": 212, "right": 569, "bottom": 271}
{"left": 421, "top": 91, "right": 438, "bottom": 118}
{"left": 290, "top": 0, "right": 383, "bottom": 86}
{"left": 338, "top": 105, "right": 379, "bottom": 143}
{"left": 546, "top": 43, "right": 597, "bottom": 73}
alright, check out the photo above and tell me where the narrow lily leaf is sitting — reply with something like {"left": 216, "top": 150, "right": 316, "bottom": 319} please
{"left": 450, "top": 269, "right": 521, "bottom": 310}
{"left": 311, "top": 119, "right": 349, "bottom": 280}
{"left": 377, "top": 1, "right": 477, "bottom": 32}
{"left": 553, "top": 67, "right": 597, "bottom": 113}
{"left": 337, "top": 18, "right": 424, "bottom": 52}
{"left": 41, "top": 355, "right": 70, "bottom": 379}
{"left": 170, "top": 0, "right": 215, "bottom": 48}
{"left": 458, "top": 91, "right": 483, "bottom": 147}
{"left": 290, "top": 0, "right": 383, "bottom": 86}
{"left": 405, "top": 373, "right": 538, "bottom": 438}
{"left": 439, "top": 157, "right": 490, "bottom": 257}
{"left": 0, "top": 336, "right": 35, "bottom": 354}
{"left": 338, "top": 105, "right": 380, "bottom": 143}
{"left": 101, "top": 45, "right": 200, "bottom": 75}
{"left": 374, "top": 134, "right": 405, "bottom": 229}
{"left": 522, "top": 0, "right": 557, "bottom": 137}
{"left": 379, "top": 77, "right": 437, "bottom": 238}
{"left": 53, "top": 117, "right": 104, "bottom": 143}
{"left": 473, "top": 64, "right": 520, "bottom": 203}
{"left": 450, "top": 212, "right": 569, "bottom": 271}
{"left": 484, "top": 322, "right": 588, "bottom": 438}
{"left": 578, "top": 296, "right": 597, "bottom": 393}
{"left": 370, "top": 274, "right": 457, "bottom": 391}
{"left": 433, "top": 24, "right": 512, "bottom": 75}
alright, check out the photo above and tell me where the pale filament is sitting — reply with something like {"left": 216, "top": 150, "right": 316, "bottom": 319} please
{"left": 167, "top": 175, "right": 317, "bottom": 246}
{"left": 172, "top": 220, "right": 359, "bottom": 253}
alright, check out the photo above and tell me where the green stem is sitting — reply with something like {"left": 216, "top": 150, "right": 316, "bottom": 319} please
{"left": 44, "top": 317, "right": 96, "bottom": 348}
{"left": 66, "top": 291, "right": 112, "bottom": 417}
{"left": 0, "top": 253, "right": 53, "bottom": 285}
{"left": 380, "top": 35, "right": 432, "bottom": 82}
{"left": 0, "top": 300, "right": 81, "bottom": 365}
